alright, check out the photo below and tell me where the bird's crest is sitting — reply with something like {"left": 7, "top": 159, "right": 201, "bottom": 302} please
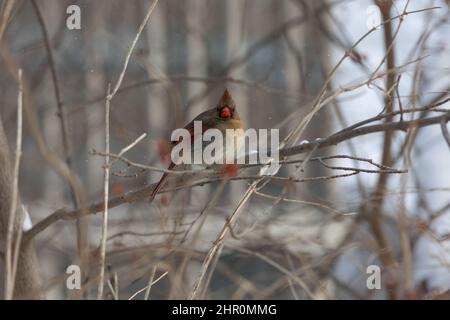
{"left": 217, "top": 88, "right": 235, "bottom": 109}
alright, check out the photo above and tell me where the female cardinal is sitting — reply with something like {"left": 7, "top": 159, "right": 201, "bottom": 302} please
{"left": 149, "top": 88, "right": 244, "bottom": 202}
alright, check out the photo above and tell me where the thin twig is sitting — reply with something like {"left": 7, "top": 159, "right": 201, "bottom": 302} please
{"left": 108, "top": 0, "right": 159, "bottom": 99}
{"left": 225, "top": 244, "right": 318, "bottom": 300}
{"left": 30, "top": 0, "right": 74, "bottom": 205}
{"left": 395, "top": 74, "right": 404, "bottom": 121}
{"left": 95, "top": 0, "right": 159, "bottom": 298}
{"left": 112, "top": 133, "right": 147, "bottom": 164}
{"left": 128, "top": 270, "right": 168, "bottom": 300}
{"left": 97, "top": 85, "right": 111, "bottom": 300}
{"left": 4, "top": 68, "right": 23, "bottom": 300}
{"left": 189, "top": 179, "right": 263, "bottom": 299}
{"left": 1, "top": 44, "right": 90, "bottom": 286}
{"left": 365, "top": 0, "right": 408, "bottom": 300}
{"left": 0, "top": 0, "right": 16, "bottom": 42}
{"left": 441, "top": 117, "right": 450, "bottom": 150}
{"left": 107, "top": 230, "right": 184, "bottom": 241}
{"left": 144, "top": 265, "right": 157, "bottom": 300}
{"left": 254, "top": 190, "right": 354, "bottom": 216}
{"left": 106, "top": 272, "right": 119, "bottom": 300}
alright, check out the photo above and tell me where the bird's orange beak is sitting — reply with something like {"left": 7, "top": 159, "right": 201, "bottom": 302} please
{"left": 220, "top": 106, "right": 231, "bottom": 119}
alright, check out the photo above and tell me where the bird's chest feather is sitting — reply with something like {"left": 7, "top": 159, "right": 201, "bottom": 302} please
{"left": 184, "top": 118, "right": 245, "bottom": 164}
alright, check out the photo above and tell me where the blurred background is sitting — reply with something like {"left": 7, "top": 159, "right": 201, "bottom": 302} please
{"left": 0, "top": 0, "right": 449, "bottom": 299}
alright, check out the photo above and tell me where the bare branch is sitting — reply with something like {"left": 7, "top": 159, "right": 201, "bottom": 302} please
{"left": 22, "top": 111, "right": 450, "bottom": 245}
{"left": 4, "top": 68, "right": 23, "bottom": 300}
{"left": 441, "top": 117, "right": 450, "bottom": 150}
{"left": 108, "top": 0, "right": 159, "bottom": 99}
{"left": 97, "top": 84, "right": 111, "bottom": 300}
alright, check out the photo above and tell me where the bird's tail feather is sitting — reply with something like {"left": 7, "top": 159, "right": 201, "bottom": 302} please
{"left": 149, "top": 162, "right": 175, "bottom": 202}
